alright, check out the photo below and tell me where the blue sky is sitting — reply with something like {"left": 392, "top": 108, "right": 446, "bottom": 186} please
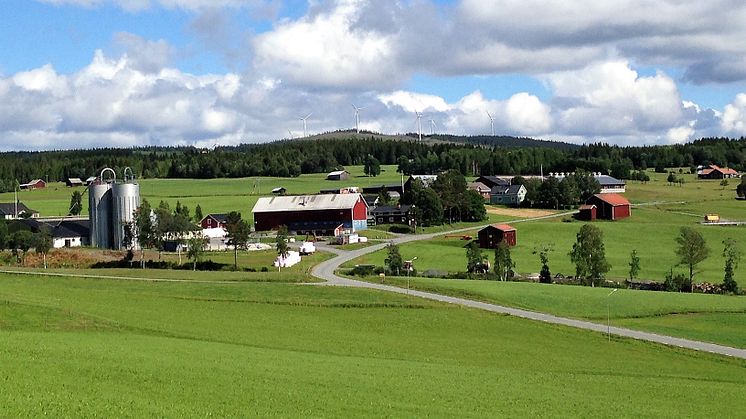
{"left": 1, "top": 0, "right": 746, "bottom": 150}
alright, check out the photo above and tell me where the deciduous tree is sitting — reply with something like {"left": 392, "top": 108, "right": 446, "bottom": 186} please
{"left": 494, "top": 241, "right": 514, "bottom": 281}
{"left": 675, "top": 227, "right": 710, "bottom": 292}
{"left": 628, "top": 249, "right": 640, "bottom": 280}
{"left": 722, "top": 238, "right": 741, "bottom": 294}
{"left": 225, "top": 211, "right": 251, "bottom": 269}
{"left": 385, "top": 242, "right": 403, "bottom": 276}
{"left": 569, "top": 224, "right": 610, "bottom": 287}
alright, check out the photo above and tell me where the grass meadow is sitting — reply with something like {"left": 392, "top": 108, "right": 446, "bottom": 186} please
{"left": 1, "top": 272, "right": 745, "bottom": 416}
{"left": 0, "top": 164, "right": 405, "bottom": 217}
{"left": 356, "top": 277, "right": 746, "bottom": 348}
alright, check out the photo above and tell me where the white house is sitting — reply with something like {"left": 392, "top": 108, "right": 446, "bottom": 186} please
{"left": 490, "top": 184, "right": 527, "bottom": 205}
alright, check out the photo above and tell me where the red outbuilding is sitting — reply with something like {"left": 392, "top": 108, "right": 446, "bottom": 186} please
{"left": 478, "top": 224, "right": 517, "bottom": 248}
{"left": 585, "top": 194, "right": 631, "bottom": 221}
{"left": 252, "top": 193, "right": 369, "bottom": 234}
{"left": 577, "top": 204, "right": 597, "bottom": 221}
{"left": 19, "top": 179, "right": 46, "bottom": 190}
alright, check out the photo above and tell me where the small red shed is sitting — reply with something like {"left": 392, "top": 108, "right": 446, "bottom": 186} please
{"left": 478, "top": 224, "right": 517, "bottom": 248}
{"left": 577, "top": 204, "right": 597, "bottom": 221}
{"left": 585, "top": 194, "right": 630, "bottom": 221}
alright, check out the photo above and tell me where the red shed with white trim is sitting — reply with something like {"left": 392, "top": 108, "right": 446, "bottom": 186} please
{"left": 585, "top": 194, "right": 631, "bottom": 220}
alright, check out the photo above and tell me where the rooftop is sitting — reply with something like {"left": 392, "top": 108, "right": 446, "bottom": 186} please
{"left": 591, "top": 193, "right": 630, "bottom": 206}
{"left": 253, "top": 193, "right": 365, "bottom": 213}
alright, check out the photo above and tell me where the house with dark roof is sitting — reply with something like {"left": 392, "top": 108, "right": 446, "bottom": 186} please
{"left": 698, "top": 165, "right": 740, "bottom": 179}
{"left": 371, "top": 204, "right": 414, "bottom": 226}
{"left": 13, "top": 218, "right": 89, "bottom": 248}
{"left": 0, "top": 202, "right": 39, "bottom": 220}
{"left": 200, "top": 214, "right": 228, "bottom": 230}
{"left": 490, "top": 184, "right": 527, "bottom": 205}
{"left": 585, "top": 194, "right": 631, "bottom": 220}
{"left": 475, "top": 175, "right": 510, "bottom": 189}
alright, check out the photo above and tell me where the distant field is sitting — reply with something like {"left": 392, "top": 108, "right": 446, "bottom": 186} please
{"left": 353, "top": 277, "right": 746, "bottom": 348}
{"left": 1, "top": 272, "right": 745, "bottom": 416}
{"left": 0, "top": 164, "right": 404, "bottom": 217}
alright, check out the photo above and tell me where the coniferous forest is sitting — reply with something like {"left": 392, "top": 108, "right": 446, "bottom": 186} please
{"left": 0, "top": 135, "right": 744, "bottom": 192}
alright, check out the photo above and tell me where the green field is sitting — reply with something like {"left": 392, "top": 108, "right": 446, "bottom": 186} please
{"left": 0, "top": 165, "right": 406, "bottom": 217}
{"left": 355, "top": 277, "right": 746, "bottom": 348}
{"left": 1, "top": 272, "right": 745, "bottom": 416}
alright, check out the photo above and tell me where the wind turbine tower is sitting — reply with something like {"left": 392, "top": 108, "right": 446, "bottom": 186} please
{"left": 415, "top": 111, "right": 423, "bottom": 141}
{"left": 486, "top": 111, "right": 495, "bottom": 136}
{"left": 352, "top": 104, "right": 364, "bottom": 134}
{"left": 299, "top": 113, "right": 312, "bottom": 138}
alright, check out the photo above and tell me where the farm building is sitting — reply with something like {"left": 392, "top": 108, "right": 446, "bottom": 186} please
{"left": 252, "top": 193, "right": 368, "bottom": 234}
{"left": 271, "top": 187, "right": 287, "bottom": 195}
{"left": 362, "top": 184, "right": 404, "bottom": 195}
{"left": 66, "top": 178, "right": 84, "bottom": 187}
{"left": 200, "top": 214, "right": 228, "bottom": 229}
{"left": 577, "top": 204, "right": 597, "bottom": 221}
{"left": 467, "top": 182, "right": 491, "bottom": 200}
{"left": 19, "top": 179, "right": 46, "bottom": 190}
{"left": 585, "top": 194, "right": 631, "bottom": 220}
{"left": 0, "top": 202, "right": 39, "bottom": 220}
{"left": 478, "top": 224, "right": 517, "bottom": 248}
{"left": 549, "top": 172, "right": 626, "bottom": 194}
{"left": 13, "top": 218, "right": 90, "bottom": 248}
{"left": 371, "top": 204, "right": 414, "bottom": 225}
{"left": 490, "top": 184, "right": 527, "bottom": 205}
{"left": 326, "top": 170, "right": 350, "bottom": 181}
{"left": 698, "top": 165, "right": 740, "bottom": 179}
{"left": 85, "top": 176, "right": 97, "bottom": 185}
{"left": 475, "top": 175, "right": 510, "bottom": 189}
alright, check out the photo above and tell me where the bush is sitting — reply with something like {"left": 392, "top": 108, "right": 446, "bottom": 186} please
{"left": 260, "top": 266, "right": 269, "bottom": 272}
{"left": 350, "top": 264, "right": 377, "bottom": 276}
{"left": 664, "top": 271, "right": 691, "bottom": 292}
{"left": 388, "top": 224, "right": 413, "bottom": 234}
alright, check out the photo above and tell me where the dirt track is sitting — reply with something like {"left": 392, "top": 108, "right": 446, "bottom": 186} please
{"left": 485, "top": 207, "right": 557, "bottom": 218}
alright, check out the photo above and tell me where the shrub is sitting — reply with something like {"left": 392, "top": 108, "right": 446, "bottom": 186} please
{"left": 664, "top": 270, "right": 691, "bottom": 292}
{"left": 388, "top": 225, "right": 413, "bottom": 234}
{"left": 260, "top": 266, "right": 268, "bottom": 272}
{"left": 350, "top": 264, "right": 377, "bottom": 276}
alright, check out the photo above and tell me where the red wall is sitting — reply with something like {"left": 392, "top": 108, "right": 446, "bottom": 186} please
{"left": 255, "top": 209, "right": 352, "bottom": 231}
{"left": 352, "top": 198, "right": 367, "bottom": 220}
{"left": 612, "top": 205, "right": 631, "bottom": 220}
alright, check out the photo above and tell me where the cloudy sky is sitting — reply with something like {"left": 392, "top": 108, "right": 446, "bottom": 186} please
{"left": 2, "top": 0, "right": 746, "bottom": 150}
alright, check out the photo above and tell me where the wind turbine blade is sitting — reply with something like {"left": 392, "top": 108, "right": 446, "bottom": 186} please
{"left": 305, "top": 113, "right": 313, "bottom": 119}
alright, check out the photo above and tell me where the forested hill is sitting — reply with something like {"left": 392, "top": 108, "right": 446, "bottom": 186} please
{"left": 428, "top": 134, "right": 579, "bottom": 150}
{"left": 0, "top": 135, "right": 744, "bottom": 192}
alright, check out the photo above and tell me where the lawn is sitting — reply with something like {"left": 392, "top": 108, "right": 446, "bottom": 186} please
{"left": 1, "top": 272, "right": 745, "bottom": 416}
{"left": 352, "top": 276, "right": 746, "bottom": 348}
{"left": 0, "top": 164, "right": 404, "bottom": 217}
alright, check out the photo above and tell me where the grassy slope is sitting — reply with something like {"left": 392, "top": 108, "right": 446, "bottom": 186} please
{"left": 357, "top": 277, "right": 746, "bottom": 348}
{"left": 0, "top": 164, "right": 405, "bottom": 217}
{"left": 1, "top": 273, "right": 745, "bottom": 416}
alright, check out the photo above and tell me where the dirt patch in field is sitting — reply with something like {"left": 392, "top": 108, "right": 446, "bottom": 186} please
{"left": 486, "top": 207, "right": 557, "bottom": 218}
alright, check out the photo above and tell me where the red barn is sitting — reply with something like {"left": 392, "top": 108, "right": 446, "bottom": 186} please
{"left": 252, "top": 193, "right": 368, "bottom": 234}
{"left": 586, "top": 194, "right": 630, "bottom": 220}
{"left": 200, "top": 214, "right": 228, "bottom": 229}
{"left": 478, "top": 224, "right": 517, "bottom": 248}
{"left": 19, "top": 179, "right": 46, "bottom": 190}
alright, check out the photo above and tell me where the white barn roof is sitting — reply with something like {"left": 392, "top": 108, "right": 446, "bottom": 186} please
{"left": 252, "top": 193, "right": 365, "bottom": 213}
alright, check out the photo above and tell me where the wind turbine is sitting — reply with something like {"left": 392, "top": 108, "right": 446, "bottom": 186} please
{"left": 352, "top": 104, "right": 364, "bottom": 133}
{"left": 287, "top": 129, "right": 294, "bottom": 139}
{"left": 415, "top": 110, "right": 423, "bottom": 141}
{"left": 299, "top": 113, "right": 312, "bottom": 138}
{"left": 429, "top": 118, "right": 437, "bottom": 136}
{"left": 486, "top": 111, "right": 495, "bottom": 136}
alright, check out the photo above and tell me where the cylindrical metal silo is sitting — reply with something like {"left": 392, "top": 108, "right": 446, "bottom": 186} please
{"left": 89, "top": 181, "right": 113, "bottom": 249}
{"left": 112, "top": 181, "right": 141, "bottom": 250}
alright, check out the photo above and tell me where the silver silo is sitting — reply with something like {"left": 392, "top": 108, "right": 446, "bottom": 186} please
{"left": 111, "top": 170, "right": 140, "bottom": 250}
{"left": 88, "top": 168, "right": 116, "bottom": 249}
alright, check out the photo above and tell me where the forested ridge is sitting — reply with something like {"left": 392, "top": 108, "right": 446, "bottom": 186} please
{"left": 0, "top": 136, "right": 744, "bottom": 192}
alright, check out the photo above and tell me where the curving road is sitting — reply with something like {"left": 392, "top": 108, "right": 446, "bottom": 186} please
{"left": 312, "top": 217, "right": 746, "bottom": 360}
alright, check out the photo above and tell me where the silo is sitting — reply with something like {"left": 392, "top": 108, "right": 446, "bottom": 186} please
{"left": 89, "top": 181, "right": 113, "bottom": 249}
{"left": 112, "top": 180, "right": 140, "bottom": 250}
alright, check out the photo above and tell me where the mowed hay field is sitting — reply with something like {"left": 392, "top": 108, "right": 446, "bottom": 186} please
{"left": 0, "top": 165, "right": 406, "bottom": 217}
{"left": 359, "top": 277, "right": 746, "bottom": 349}
{"left": 1, "top": 272, "right": 746, "bottom": 417}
